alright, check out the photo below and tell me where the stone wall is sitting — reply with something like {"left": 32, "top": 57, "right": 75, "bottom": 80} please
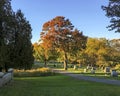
{"left": 0, "top": 68, "right": 14, "bottom": 87}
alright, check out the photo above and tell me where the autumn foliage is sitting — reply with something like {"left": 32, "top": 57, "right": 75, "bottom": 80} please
{"left": 40, "top": 16, "right": 87, "bottom": 70}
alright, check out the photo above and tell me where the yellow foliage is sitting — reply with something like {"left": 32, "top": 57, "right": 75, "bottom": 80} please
{"left": 115, "top": 64, "right": 120, "bottom": 70}
{"left": 14, "top": 67, "right": 51, "bottom": 73}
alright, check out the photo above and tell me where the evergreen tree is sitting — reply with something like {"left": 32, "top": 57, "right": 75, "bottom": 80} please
{"left": 0, "top": 0, "right": 34, "bottom": 71}
{"left": 14, "top": 10, "right": 34, "bottom": 70}
{"left": 102, "top": 0, "right": 120, "bottom": 32}
{"left": 0, "top": 0, "right": 14, "bottom": 71}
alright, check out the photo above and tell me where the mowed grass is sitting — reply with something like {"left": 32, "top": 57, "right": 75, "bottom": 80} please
{"left": 0, "top": 75, "right": 120, "bottom": 96}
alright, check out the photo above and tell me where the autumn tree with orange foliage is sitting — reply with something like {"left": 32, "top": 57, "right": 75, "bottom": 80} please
{"left": 40, "top": 16, "right": 87, "bottom": 70}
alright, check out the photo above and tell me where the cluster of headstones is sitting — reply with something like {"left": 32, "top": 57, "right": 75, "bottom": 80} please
{"left": 73, "top": 64, "right": 83, "bottom": 70}
{"left": 83, "top": 66, "right": 118, "bottom": 77}
{"left": 84, "top": 65, "right": 96, "bottom": 74}
{"left": 104, "top": 67, "right": 118, "bottom": 77}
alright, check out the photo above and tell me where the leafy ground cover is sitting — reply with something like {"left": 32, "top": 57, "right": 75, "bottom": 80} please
{"left": 0, "top": 74, "right": 120, "bottom": 96}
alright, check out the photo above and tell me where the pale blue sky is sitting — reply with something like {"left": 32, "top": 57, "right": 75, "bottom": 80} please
{"left": 11, "top": 0, "right": 120, "bottom": 43}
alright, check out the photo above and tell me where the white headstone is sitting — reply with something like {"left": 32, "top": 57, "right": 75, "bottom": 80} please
{"left": 0, "top": 72, "right": 4, "bottom": 78}
{"left": 111, "top": 70, "right": 118, "bottom": 77}
{"left": 104, "top": 67, "right": 110, "bottom": 73}
{"left": 84, "top": 68, "right": 87, "bottom": 73}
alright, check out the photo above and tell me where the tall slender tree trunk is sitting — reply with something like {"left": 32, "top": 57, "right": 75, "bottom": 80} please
{"left": 64, "top": 51, "right": 68, "bottom": 70}
{"left": 44, "top": 52, "right": 47, "bottom": 67}
{"left": 44, "top": 58, "right": 47, "bottom": 67}
{"left": 5, "top": 63, "right": 8, "bottom": 72}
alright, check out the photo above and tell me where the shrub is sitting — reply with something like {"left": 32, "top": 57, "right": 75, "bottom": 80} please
{"left": 14, "top": 67, "right": 55, "bottom": 77}
{"left": 115, "top": 64, "right": 120, "bottom": 71}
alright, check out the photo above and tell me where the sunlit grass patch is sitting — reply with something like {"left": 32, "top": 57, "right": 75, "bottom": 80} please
{"left": 14, "top": 67, "right": 55, "bottom": 77}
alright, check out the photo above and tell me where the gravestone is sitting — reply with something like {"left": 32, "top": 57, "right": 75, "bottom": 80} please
{"left": 74, "top": 65, "right": 77, "bottom": 70}
{"left": 79, "top": 64, "right": 82, "bottom": 68}
{"left": 0, "top": 72, "right": 4, "bottom": 78}
{"left": 91, "top": 70, "right": 95, "bottom": 74}
{"left": 91, "top": 67, "right": 96, "bottom": 70}
{"left": 104, "top": 67, "right": 110, "bottom": 73}
{"left": 87, "top": 65, "right": 91, "bottom": 69}
{"left": 111, "top": 70, "right": 118, "bottom": 77}
{"left": 91, "top": 67, "right": 96, "bottom": 74}
{"left": 8, "top": 68, "right": 14, "bottom": 80}
{"left": 84, "top": 68, "right": 87, "bottom": 73}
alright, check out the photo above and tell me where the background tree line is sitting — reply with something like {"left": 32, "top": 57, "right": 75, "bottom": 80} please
{"left": 1, "top": 0, "right": 119, "bottom": 71}
{"left": 33, "top": 36, "right": 120, "bottom": 69}
{"left": 33, "top": 16, "right": 120, "bottom": 70}
{"left": 34, "top": 0, "right": 120, "bottom": 70}
{"left": 33, "top": 0, "right": 120, "bottom": 70}
{"left": 0, "top": 0, "right": 34, "bottom": 72}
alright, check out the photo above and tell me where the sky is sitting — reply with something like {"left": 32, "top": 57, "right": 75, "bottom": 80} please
{"left": 11, "top": 0, "right": 120, "bottom": 43}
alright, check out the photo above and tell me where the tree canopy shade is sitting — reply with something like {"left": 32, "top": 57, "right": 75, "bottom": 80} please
{"left": 40, "top": 16, "right": 87, "bottom": 70}
{"left": 102, "top": 0, "right": 120, "bottom": 32}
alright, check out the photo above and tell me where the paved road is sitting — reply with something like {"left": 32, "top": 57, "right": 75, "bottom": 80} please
{"left": 53, "top": 69, "right": 120, "bottom": 86}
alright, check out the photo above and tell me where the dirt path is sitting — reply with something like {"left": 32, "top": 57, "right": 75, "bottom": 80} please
{"left": 53, "top": 69, "right": 120, "bottom": 86}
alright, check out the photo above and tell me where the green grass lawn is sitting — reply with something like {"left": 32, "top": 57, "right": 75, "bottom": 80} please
{"left": 0, "top": 74, "right": 120, "bottom": 96}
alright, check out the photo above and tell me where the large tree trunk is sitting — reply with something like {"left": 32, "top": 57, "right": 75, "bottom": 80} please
{"left": 44, "top": 56, "right": 47, "bottom": 67}
{"left": 0, "top": 67, "right": 3, "bottom": 72}
{"left": 64, "top": 52, "right": 68, "bottom": 70}
{"left": 44, "top": 59, "right": 47, "bottom": 67}
{"left": 5, "top": 63, "right": 8, "bottom": 72}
